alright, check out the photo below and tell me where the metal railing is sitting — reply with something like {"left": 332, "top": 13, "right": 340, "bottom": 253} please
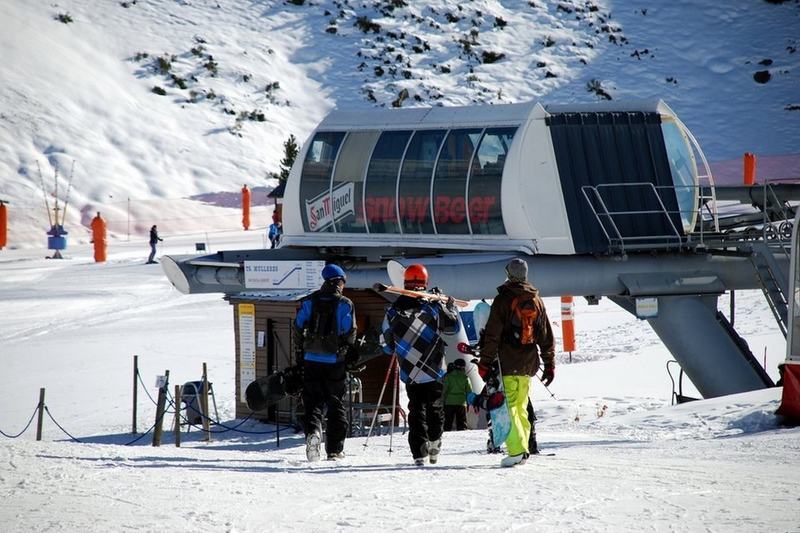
{"left": 581, "top": 181, "right": 797, "bottom": 255}
{"left": 581, "top": 182, "right": 687, "bottom": 254}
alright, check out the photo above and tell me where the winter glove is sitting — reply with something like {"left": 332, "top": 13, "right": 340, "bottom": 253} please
{"left": 430, "top": 286, "right": 442, "bottom": 295}
{"left": 466, "top": 392, "right": 480, "bottom": 414}
{"left": 541, "top": 363, "right": 555, "bottom": 386}
{"left": 345, "top": 346, "right": 364, "bottom": 372}
{"left": 445, "top": 296, "right": 456, "bottom": 310}
{"left": 486, "top": 391, "right": 505, "bottom": 410}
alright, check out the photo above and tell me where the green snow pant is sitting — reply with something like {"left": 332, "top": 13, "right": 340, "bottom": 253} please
{"left": 502, "top": 375, "right": 531, "bottom": 457}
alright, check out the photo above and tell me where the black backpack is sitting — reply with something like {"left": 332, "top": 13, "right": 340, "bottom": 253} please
{"left": 304, "top": 293, "right": 345, "bottom": 355}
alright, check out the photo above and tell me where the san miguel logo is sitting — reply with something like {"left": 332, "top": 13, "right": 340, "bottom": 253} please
{"left": 306, "top": 182, "right": 355, "bottom": 231}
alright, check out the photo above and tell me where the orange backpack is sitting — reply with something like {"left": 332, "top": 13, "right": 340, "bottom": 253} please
{"left": 506, "top": 295, "right": 540, "bottom": 346}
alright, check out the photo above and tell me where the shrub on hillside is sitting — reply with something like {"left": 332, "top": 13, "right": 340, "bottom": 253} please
{"left": 481, "top": 50, "right": 505, "bottom": 64}
{"left": 55, "top": 12, "right": 73, "bottom": 24}
{"left": 587, "top": 79, "right": 612, "bottom": 100}
{"left": 204, "top": 58, "right": 218, "bottom": 76}
{"left": 156, "top": 55, "right": 173, "bottom": 74}
{"left": 355, "top": 16, "right": 381, "bottom": 33}
{"left": 152, "top": 86, "right": 167, "bottom": 95}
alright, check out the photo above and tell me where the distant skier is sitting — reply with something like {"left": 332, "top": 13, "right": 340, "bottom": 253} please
{"left": 382, "top": 264, "right": 459, "bottom": 465}
{"left": 268, "top": 221, "right": 282, "bottom": 249}
{"left": 478, "top": 258, "right": 555, "bottom": 467}
{"left": 442, "top": 358, "right": 471, "bottom": 431}
{"left": 292, "top": 263, "right": 356, "bottom": 461}
{"left": 147, "top": 225, "right": 163, "bottom": 264}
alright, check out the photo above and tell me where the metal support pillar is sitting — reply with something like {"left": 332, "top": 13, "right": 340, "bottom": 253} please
{"left": 611, "top": 294, "right": 774, "bottom": 398}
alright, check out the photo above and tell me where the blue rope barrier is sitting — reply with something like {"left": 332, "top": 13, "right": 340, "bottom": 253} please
{"left": 44, "top": 406, "right": 84, "bottom": 443}
{"left": 0, "top": 406, "right": 39, "bottom": 438}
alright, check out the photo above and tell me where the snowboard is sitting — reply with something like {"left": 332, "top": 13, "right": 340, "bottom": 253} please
{"left": 472, "top": 300, "right": 491, "bottom": 337}
{"left": 488, "top": 362, "right": 511, "bottom": 449}
{"left": 245, "top": 328, "right": 385, "bottom": 411}
{"left": 458, "top": 336, "right": 511, "bottom": 448}
{"left": 245, "top": 363, "right": 304, "bottom": 411}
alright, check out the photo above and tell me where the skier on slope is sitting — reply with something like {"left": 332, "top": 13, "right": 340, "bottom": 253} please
{"left": 382, "top": 264, "right": 460, "bottom": 466}
{"left": 477, "top": 258, "right": 555, "bottom": 467}
{"left": 293, "top": 263, "right": 357, "bottom": 461}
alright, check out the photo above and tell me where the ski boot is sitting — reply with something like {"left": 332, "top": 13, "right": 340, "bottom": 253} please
{"left": 305, "top": 430, "right": 321, "bottom": 462}
{"left": 327, "top": 451, "right": 345, "bottom": 460}
{"left": 428, "top": 439, "right": 441, "bottom": 464}
{"left": 500, "top": 453, "right": 527, "bottom": 468}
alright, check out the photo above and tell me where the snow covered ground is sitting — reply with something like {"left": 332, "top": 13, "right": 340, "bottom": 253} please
{"left": 1, "top": 231, "right": 798, "bottom": 532}
{"left": 2, "top": 0, "right": 799, "bottom": 530}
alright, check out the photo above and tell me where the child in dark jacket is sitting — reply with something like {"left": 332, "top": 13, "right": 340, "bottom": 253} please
{"left": 442, "top": 358, "right": 471, "bottom": 431}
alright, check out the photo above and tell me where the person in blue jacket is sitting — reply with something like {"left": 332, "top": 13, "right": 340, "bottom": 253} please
{"left": 292, "top": 263, "right": 356, "bottom": 461}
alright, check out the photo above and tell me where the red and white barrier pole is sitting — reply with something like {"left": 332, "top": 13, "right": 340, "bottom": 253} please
{"left": 561, "top": 296, "right": 575, "bottom": 362}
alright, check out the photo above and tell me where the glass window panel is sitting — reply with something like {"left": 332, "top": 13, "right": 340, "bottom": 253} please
{"left": 332, "top": 131, "right": 380, "bottom": 233}
{"left": 433, "top": 129, "right": 483, "bottom": 234}
{"left": 661, "top": 121, "right": 698, "bottom": 232}
{"left": 469, "top": 127, "right": 516, "bottom": 234}
{"left": 398, "top": 130, "right": 446, "bottom": 234}
{"left": 364, "top": 130, "right": 411, "bottom": 233}
{"left": 300, "top": 132, "right": 345, "bottom": 232}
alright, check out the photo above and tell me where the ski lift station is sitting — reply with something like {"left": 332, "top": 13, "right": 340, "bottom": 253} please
{"left": 162, "top": 99, "right": 800, "bottom": 422}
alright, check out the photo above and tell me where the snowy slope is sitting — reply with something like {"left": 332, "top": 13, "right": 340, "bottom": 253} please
{"left": 1, "top": 233, "right": 798, "bottom": 531}
{"left": 1, "top": 0, "right": 799, "bottom": 249}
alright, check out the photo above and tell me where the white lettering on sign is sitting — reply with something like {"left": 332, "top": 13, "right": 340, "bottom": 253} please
{"left": 306, "top": 182, "right": 355, "bottom": 232}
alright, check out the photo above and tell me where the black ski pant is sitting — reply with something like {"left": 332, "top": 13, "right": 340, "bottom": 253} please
{"left": 406, "top": 381, "right": 444, "bottom": 459}
{"left": 302, "top": 361, "right": 348, "bottom": 455}
{"left": 443, "top": 404, "right": 467, "bottom": 431}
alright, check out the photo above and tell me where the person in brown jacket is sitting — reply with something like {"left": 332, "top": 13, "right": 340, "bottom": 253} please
{"left": 478, "top": 258, "right": 555, "bottom": 467}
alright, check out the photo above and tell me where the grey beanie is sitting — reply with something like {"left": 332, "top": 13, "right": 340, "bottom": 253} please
{"left": 505, "top": 258, "right": 528, "bottom": 282}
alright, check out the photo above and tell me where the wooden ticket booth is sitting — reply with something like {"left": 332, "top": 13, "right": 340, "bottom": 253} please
{"left": 228, "top": 287, "right": 401, "bottom": 432}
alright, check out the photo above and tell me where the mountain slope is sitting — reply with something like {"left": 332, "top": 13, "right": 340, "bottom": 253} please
{"left": 0, "top": 0, "right": 798, "bottom": 248}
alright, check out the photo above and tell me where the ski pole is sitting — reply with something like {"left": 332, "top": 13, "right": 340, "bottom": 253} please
{"left": 536, "top": 363, "right": 558, "bottom": 400}
{"left": 388, "top": 356, "right": 399, "bottom": 454}
{"left": 363, "top": 354, "right": 396, "bottom": 448}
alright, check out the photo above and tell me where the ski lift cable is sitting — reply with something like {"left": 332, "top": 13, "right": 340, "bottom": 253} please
{"left": 61, "top": 160, "right": 76, "bottom": 226}
{"left": 36, "top": 161, "right": 53, "bottom": 227}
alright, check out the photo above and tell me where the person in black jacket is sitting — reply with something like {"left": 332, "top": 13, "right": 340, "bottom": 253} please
{"left": 293, "top": 264, "right": 356, "bottom": 461}
{"left": 147, "top": 225, "right": 163, "bottom": 264}
{"left": 382, "top": 264, "right": 459, "bottom": 466}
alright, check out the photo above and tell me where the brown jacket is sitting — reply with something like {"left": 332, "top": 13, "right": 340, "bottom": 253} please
{"left": 480, "top": 281, "right": 555, "bottom": 376}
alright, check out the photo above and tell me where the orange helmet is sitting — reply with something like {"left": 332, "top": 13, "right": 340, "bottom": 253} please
{"left": 404, "top": 264, "right": 428, "bottom": 289}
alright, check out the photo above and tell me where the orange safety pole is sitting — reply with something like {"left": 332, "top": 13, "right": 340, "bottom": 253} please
{"left": 90, "top": 211, "right": 107, "bottom": 262}
{"left": 743, "top": 152, "right": 756, "bottom": 186}
{"left": 241, "top": 184, "right": 251, "bottom": 230}
{"left": 560, "top": 296, "right": 575, "bottom": 361}
{"left": 0, "top": 201, "right": 7, "bottom": 249}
